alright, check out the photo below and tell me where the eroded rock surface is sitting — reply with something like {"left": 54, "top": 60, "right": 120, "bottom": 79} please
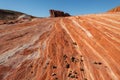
{"left": 0, "top": 12, "right": 120, "bottom": 80}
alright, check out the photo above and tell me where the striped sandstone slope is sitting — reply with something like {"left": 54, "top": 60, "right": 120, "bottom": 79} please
{"left": 0, "top": 12, "right": 120, "bottom": 80}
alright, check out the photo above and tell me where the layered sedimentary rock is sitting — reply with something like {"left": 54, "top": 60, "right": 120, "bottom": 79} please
{"left": 0, "top": 10, "right": 120, "bottom": 80}
{"left": 108, "top": 6, "right": 120, "bottom": 12}
{"left": 49, "top": 9, "right": 70, "bottom": 17}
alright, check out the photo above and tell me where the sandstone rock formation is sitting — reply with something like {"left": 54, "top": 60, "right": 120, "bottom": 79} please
{"left": 108, "top": 6, "right": 120, "bottom": 12}
{"left": 0, "top": 8, "right": 120, "bottom": 80}
{"left": 49, "top": 9, "right": 70, "bottom": 17}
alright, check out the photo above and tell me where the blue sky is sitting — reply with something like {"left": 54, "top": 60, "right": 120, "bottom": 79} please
{"left": 0, "top": 0, "right": 120, "bottom": 17}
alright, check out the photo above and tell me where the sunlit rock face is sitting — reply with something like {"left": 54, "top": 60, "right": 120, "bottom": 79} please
{"left": 108, "top": 6, "right": 120, "bottom": 12}
{"left": 0, "top": 11, "right": 120, "bottom": 80}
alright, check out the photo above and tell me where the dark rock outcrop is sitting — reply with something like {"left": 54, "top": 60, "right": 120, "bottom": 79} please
{"left": 0, "top": 9, "right": 35, "bottom": 20}
{"left": 49, "top": 9, "right": 70, "bottom": 17}
{"left": 0, "top": 9, "right": 36, "bottom": 25}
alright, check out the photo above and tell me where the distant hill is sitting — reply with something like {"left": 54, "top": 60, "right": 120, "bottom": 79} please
{"left": 108, "top": 6, "right": 120, "bottom": 12}
{"left": 0, "top": 9, "right": 35, "bottom": 20}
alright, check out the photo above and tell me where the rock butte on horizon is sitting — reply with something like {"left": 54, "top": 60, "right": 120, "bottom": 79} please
{"left": 0, "top": 7, "right": 120, "bottom": 80}
{"left": 49, "top": 9, "right": 70, "bottom": 17}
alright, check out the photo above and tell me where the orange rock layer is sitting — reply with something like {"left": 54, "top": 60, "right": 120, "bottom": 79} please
{"left": 108, "top": 6, "right": 120, "bottom": 12}
{"left": 0, "top": 12, "right": 120, "bottom": 80}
